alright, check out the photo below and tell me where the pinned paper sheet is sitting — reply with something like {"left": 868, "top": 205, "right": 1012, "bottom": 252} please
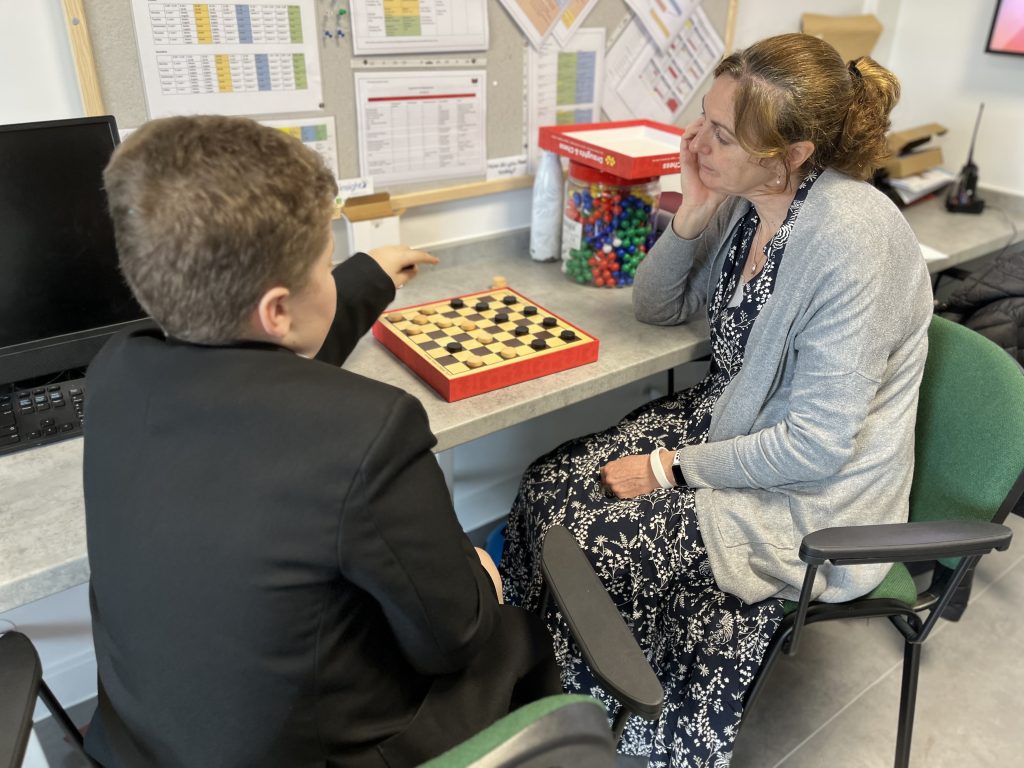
{"left": 801, "top": 14, "right": 882, "bottom": 62}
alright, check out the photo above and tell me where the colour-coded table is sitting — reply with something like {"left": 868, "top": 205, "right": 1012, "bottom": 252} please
{"left": 148, "top": 3, "right": 303, "bottom": 45}
{"left": 156, "top": 52, "right": 307, "bottom": 94}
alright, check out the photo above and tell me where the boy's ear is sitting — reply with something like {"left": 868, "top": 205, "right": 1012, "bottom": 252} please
{"left": 253, "top": 286, "right": 292, "bottom": 340}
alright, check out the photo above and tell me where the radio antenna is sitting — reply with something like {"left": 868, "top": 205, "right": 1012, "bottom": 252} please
{"left": 966, "top": 102, "right": 985, "bottom": 165}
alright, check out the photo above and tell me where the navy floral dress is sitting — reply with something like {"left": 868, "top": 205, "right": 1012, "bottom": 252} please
{"left": 501, "top": 173, "right": 819, "bottom": 767}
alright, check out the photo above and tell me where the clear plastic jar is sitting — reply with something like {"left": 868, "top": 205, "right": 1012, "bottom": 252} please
{"left": 560, "top": 161, "right": 661, "bottom": 288}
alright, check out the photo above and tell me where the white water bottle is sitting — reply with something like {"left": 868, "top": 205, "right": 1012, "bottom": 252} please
{"left": 529, "top": 150, "right": 563, "bottom": 262}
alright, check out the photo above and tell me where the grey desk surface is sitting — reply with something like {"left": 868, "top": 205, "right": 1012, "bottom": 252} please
{"left": 3, "top": 189, "right": 1023, "bottom": 614}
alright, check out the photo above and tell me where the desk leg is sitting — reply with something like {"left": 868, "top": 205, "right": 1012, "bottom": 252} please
{"left": 435, "top": 449, "right": 455, "bottom": 500}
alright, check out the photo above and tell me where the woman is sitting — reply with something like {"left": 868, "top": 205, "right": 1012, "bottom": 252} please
{"left": 501, "top": 34, "right": 934, "bottom": 767}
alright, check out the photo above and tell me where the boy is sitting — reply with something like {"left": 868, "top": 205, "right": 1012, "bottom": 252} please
{"left": 83, "top": 115, "right": 558, "bottom": 767}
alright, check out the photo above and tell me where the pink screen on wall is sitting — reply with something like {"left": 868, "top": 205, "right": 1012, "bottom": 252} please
{"left": 988, "top": 0, "right": 1024, "bottom": 55}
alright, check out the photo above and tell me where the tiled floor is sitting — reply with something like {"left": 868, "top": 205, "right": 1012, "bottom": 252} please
{"left": 732, "top": 511, "right": 1024, "bottom": 768}
{"left": 28, "top": 518, "right": 1024, "bottom": 767}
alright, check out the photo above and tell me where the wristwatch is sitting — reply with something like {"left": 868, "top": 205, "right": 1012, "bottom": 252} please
{"left": 671, "top": 450, "right": 686, "bottom": 486}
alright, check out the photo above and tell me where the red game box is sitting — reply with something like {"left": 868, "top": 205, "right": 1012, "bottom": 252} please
{"left": 538, "top": 119, "right": 684, "bottom": 179}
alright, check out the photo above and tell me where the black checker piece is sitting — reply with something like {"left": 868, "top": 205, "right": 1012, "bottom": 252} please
{"left": 502, "top": 295, "right": 517, "bottom": 305}
{"left": 449, "top": 299, "right": 465, "bottom": 309}
{"left": 530, "top": 339, "right": 548, "bottom": 350}
{"left": 523, "top": 306, "right": 538, "bottom": 316}
{"left": 560, "top": 329, "right": 577, "bottom": 341}
{"left": 494, "top": 312, "right": 509, "bottom": 323}
{"left": 514, "top": 326, "right": 530, "bottom": 337}
{"left": 542, "top": 316, "right": 557, "bottom": 328}
{"left": 474, "top": 301, "right": 489, "bottom": 311}
{"left": 446, "top": 341, "right": 463, "bottom": 353}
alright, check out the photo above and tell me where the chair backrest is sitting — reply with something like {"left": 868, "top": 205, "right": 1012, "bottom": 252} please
{"left": 910, "top": 315, "right": 1024, "bottom": 527}
{"left": 420, "top": 694, "right": 615, "bottom": 768}
{"left": 0, "top": 632, "right": 42, "bottom": 768}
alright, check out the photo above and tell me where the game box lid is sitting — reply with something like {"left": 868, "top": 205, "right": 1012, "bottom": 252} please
{"left": 538, "top": 120, "right": 684, "bottom": 180}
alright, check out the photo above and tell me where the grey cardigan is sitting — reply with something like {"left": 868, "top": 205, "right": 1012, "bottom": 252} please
{"left": 634, "top": 169, "right": 933, "bottom": 604}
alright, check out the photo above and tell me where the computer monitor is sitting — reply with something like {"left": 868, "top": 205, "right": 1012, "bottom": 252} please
{"left": 0, "top": 115, "right": 152, "bottom": 386}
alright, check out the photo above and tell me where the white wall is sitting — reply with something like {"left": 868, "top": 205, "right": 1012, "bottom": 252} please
{"left": 0, "top": 0, "right": 81, "bottom": 123}
{"left": 887, "top": 0, "right": 1024, "bottom": 195}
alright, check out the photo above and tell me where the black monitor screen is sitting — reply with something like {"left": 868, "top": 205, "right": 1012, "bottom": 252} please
{"left": 0, "top": 116, "right": 148, "bottom": 382}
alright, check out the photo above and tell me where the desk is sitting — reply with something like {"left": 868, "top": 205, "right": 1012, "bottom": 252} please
{"left": 3, "top": 190, "right": 1023, "bottom": 614}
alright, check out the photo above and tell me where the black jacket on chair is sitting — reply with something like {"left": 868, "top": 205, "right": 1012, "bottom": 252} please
{"left": 939, "top": 245, "right": 1024, "bottom": 366}
{"left": 82, "top": 253, "right": 548, "bottom": 767}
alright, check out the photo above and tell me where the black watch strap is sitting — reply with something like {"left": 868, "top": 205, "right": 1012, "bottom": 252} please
{"left": 670, "top": 450, "right": 686, "bottom": 486}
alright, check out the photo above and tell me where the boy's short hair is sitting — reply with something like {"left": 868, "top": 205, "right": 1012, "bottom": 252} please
{"left": 104, "top": 115, "right": 337, "bottom": 344}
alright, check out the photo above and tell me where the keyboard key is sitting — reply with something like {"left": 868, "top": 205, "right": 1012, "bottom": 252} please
{"left": 48, "top": 385, "right": 61, "bottom": 391}
{"left": 0, "top": 433, "right": 20, "bottom": 445}
{"left": 28, "top": 430, "right": 41, "bottom": 439}
{"left": 40, "top": 418, "right": 55, "bottom": 428}
{"left": 60, "top": 422, "right": 75, "bottom": 432}
{"left": 2, "top": 425, "right": 16, "bottom": 436}
{"left": 35, "top": 402, "right": 50, "bottom": 411}
{"left": 44, "top": 426, "right": 57, "bottom": 436}
{"left": 68, "top": 388, "right": 82, "bottom": 396}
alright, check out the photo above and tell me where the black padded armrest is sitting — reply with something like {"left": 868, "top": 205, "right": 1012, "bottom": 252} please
{"left": 800, "top": 520, "right": 1013, "bottom": 566}
{"left": 0, "top": 631, "right": 42, "bottom": 768}
{"left": 541, "top": 526, "right": 664, "bottom": 721}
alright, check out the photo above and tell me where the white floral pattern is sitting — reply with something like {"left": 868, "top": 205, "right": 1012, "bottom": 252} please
{"left": 501, "top": 174, "right": 819, "bottom": 767}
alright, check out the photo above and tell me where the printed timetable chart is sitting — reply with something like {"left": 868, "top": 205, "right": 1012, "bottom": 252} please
{"left": 350, "top": 0, "right": 488, "bottom": 55}
{"left": 261, "top": 117, "right": 339, "bottom": 178}
{"left": 527, "top": 27, "right": 605, "bottom": 171}
{"left": 354, "top": 71, "right": 487, "bottom": 186}
{"left": 131, "top": 0, "right": 323, "bottom": 117}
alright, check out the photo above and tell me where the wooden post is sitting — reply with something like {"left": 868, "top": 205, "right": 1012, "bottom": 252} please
{"left": 61, "top": 0, "right": 106, "bottom": 115}
{"left": 724, "top": 0, "right": 739, "bottom": 54}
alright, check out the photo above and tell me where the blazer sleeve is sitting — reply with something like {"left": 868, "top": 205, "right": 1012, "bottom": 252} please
{"left": 337, "top": 392, "right": 500, "bottom": 676}
{"left": 315, "top": 252, "right": 396, "bottom": 366}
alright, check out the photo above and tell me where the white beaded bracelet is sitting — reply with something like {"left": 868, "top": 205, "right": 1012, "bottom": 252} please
{"left": 649, "top": 447, "right": 674, "bottom": 489}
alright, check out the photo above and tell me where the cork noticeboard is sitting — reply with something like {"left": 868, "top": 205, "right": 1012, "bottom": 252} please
{"left": 66, "top": 0, "right": 735, "bottom": 207}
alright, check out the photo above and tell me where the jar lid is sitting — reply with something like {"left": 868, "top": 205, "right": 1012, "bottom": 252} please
{"left": 567, "top": 160, "right": 657, "bottom": 187}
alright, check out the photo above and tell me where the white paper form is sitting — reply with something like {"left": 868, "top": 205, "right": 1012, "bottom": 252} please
{"left": 624, "top": 0, "right": 697, "bottom": 51}
{"left": 261, "top": 116, "right": 339, "bottom": 177}
{"left": 527, "top": 27, "right": 605, "bottom": 171}
{"left": 354, "top": 70, "right": 487, "bottom": 186}
{"left": 130, "top": 0, "right": 323, "bottom": 118}
{"left": 349, "top": 0, "right": 488, "bottom": 55}
{"left": 551, "top": 0, "right": 600, "bottom": 46}
{"left": 497, "top": 0, "right": 568, "bottom": 49}
{"left": 603, "top": 7, "right": 722, "bottom": 124}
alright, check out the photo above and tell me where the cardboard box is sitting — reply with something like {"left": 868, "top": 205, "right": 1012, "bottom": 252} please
{"left": 340, "top": 193, "right": 403, "bottom": 254}
{"left": 801, "top": 14, "right": 882, "bottom": 62}
{"left": 884, "top": 148, "right": 944, "bottom": 179}
{"left": 884, "top": 123, "right": 947, "bottom": 178}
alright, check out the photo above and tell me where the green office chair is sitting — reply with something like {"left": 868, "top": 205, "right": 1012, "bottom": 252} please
{"left": 0, "top": 526, "right": 663, "bottom": 768}
{"left": 423, "top": 523, "right": 665, "bottom": 767}
{"left": 742, "top": 315, "right": 1023, "bottom": 768}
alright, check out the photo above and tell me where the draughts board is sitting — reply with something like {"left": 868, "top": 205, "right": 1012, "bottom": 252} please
{"left": 372, "top": 288, "right": 599, "bottom": 402}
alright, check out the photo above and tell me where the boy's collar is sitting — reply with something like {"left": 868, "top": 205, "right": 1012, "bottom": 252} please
{"left": 135, "top": 328, "right": 292, "bottom": 354}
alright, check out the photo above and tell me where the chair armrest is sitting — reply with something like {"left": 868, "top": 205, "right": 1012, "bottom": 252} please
{"left": 800, "top": 520, "right": 1013, "bottom": 566}
{"left": 0, "top": 631, "right": 43, "bottom": 768}
{"left": 541, "top": 526, "right": 664, "bottom": 721}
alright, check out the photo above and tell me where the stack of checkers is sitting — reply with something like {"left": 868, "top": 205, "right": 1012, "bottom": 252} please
{"left": 371, "top": 288, "right": 599, "bottom": 402}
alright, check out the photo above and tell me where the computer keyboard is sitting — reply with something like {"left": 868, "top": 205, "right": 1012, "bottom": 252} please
{"left": 0, "top": 377, "right": 85, "bottom": 456}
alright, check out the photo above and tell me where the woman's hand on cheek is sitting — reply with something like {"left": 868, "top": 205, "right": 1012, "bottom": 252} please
{"left": 600, "top": 454, "right": 659, "bottom": 499}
